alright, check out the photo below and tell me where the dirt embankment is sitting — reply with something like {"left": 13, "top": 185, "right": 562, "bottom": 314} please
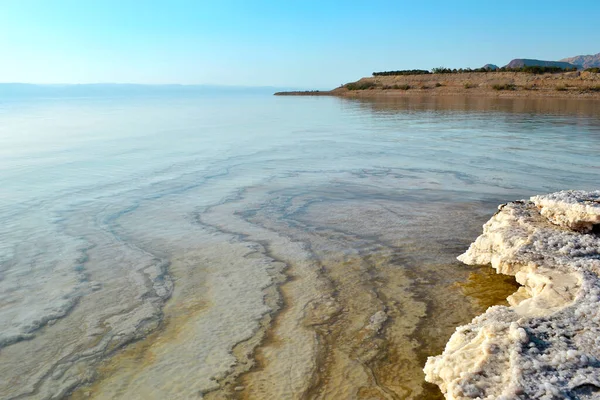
{"left": 276, "top": 71, "right": 600, "bottom": 98}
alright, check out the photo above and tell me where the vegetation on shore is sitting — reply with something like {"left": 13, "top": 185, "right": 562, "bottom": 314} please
{"left": 345, "top": 81, "right": 378, "bottom": 90}
{"left": 373, "top": 69, "right": 430, "bottom": 76}
{"left": 343, "top": 82, "right": 600, "bottom": 92}
{"left": 492, "top": 83, "right": 517, "bottom": 91}
{"left": 373, "top": 65, "right": 579, "bottom": 76}
{"left": 275, "top": 67, "right": 600, "bottom": 96}
{"left": 339, "top": 73, "right": 600, "bottom": 94}
{"left": 383, "top": 84, "right": 411, "bottom": 90}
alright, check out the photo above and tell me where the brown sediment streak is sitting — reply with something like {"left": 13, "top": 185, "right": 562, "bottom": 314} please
{"left": 303, "top": 249, "right": 391, "bottom": 399}
{"left": 230, "top": 272, "right": 304, "bottom": 400}
{"left": 227, "top": 189, "right": 513, "bottom": 399}
{"left": 457, "top": 267, "right": 521, "bottom": 311}
{"left": 190, "top": 191, "right": 309, "bottom": 399}
{"left": 203, "top": 250, "right": 292, "bottom": 400}
{"left": 71, "top": 177, "right": 521, "bottom": 400}
{"left": 225, "top": 190, "right": 520, "bottom": 399}
{"left": 234, "top": 201, "right": 373, "bottom": 398}
{"left": 70, "top": 290, "right": 210, "bottom": 399}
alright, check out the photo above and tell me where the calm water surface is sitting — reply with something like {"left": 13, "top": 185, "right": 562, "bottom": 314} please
{"left": 0, "top": 92, "right": 598, "bottom": 399}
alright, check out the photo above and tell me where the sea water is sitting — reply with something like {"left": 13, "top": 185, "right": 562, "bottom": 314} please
{"left": 0, "top": 91, "right": 598, "bottom": 399}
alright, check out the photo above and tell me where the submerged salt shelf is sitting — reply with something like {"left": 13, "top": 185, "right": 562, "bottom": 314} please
{"left": 425, "top": 190, "right": 600, "bottom": 400}
{"left": 1, "top": 94, "right": 599, "bottom": 399}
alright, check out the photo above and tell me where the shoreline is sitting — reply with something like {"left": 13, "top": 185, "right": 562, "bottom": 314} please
{"left": 425, "top": 190, "right": 600, "bottom": 399}
{"left": 275, "top": 71, "right": 600, "bottom": 99}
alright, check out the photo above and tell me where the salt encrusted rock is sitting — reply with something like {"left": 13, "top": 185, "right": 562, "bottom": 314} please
{"left": 532, "top": 190, "right": 600, "bottom": 232}
{"left": 424, "top": 192, "right": 600, "bottom": 400}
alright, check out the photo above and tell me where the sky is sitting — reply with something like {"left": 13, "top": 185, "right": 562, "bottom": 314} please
{"left": 1, "top": 0, "right": 599, "bottom": 88}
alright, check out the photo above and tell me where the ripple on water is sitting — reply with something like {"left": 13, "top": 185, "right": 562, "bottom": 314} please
{"left": 2, "top": 94, "right": 598, "bottom": 399}
{"left": 64, "top": 174, "right": 523, "bottom": 400}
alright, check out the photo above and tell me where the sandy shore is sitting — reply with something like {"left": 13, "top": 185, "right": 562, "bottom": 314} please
{"left": 276, "top": 71, "right": 600, "bottom": 99}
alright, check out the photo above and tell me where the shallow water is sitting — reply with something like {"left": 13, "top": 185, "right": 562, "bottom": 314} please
{"left": 0, "top": 92, "right": 598, "bottom": 399}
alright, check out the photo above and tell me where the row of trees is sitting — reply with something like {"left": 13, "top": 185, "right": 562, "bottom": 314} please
{"left": 372, "top": 66, "right": 579, "bottom": 76}
{"left": 372, "top": 69, "right": 430, "bottom": 76}
{"left": 430, "top": 67, "right": 491, "bottom": 74}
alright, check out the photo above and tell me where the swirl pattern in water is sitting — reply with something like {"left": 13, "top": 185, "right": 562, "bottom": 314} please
{"left": 0, "top": 93, "right": 598, "bottom": 399}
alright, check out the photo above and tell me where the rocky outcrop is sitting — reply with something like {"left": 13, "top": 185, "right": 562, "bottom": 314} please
{"left": 424, "top": 190, "right": 600, "bottom": 399}
{"left": 561, "top": 53, "right": 600, "bottom": 70}
{"left": 505, "top": 59, "right": 578, "bottom": 69}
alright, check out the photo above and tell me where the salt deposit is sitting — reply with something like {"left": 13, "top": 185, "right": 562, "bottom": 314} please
{"left": 424, "top": 191, "right": 600, "bottom": 399}
{"left": 532, "top": 190, "right": 600, "bottom": 232}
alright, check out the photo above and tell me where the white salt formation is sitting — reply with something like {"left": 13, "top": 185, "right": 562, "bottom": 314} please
{"left": 532, "top": 190, "right": 600, "bottom": 233}
{"left": 424, "top": 190, "right": 600, "bottom": 400}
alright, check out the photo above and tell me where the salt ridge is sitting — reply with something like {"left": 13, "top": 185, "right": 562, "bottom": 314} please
{"left": 424, "top": 190, "right": 600, "bottom": 399}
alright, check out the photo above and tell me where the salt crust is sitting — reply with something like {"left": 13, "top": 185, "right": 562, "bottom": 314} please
{"left": 424, "top": 191, "right": 600, "bottom": 399}
{"left": 532, "top": 190, "right": 600, "bottom": 232}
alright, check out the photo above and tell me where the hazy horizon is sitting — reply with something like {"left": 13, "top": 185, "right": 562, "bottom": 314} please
{"left": 2, "top": 0, "right": 599, "bottom": 88}
{"left": 0, "top": 83, "right": 302, "bottom": 98}
{"left": 0, "top": 82, "right": 291, "bottom": 88}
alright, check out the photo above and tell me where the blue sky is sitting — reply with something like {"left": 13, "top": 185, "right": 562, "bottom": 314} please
{"left": 1, "top": 0, "right": 599, "bottom": 88}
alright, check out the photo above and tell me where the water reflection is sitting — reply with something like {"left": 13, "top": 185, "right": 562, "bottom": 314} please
{"left": 344, "top": 95, "right": 600, "bottom": 119}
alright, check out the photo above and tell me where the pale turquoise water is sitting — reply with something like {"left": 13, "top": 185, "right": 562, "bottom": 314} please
{"left": 0, "top": 92, "right": 598, "bottom": 398}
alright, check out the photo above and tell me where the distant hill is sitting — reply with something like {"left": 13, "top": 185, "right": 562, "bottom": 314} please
{"left": 504, "top": 59, "right": 578, "bottom": 69}
{"left": 560, "top": 53, "right": 600, "bottom": 69}
{"left": 482, "top": 64, "right": 499, "bottom": 71}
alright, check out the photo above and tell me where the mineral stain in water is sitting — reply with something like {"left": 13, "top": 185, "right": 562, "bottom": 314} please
{"left": 0, "top": 92, "right": 598, "bottom": 399}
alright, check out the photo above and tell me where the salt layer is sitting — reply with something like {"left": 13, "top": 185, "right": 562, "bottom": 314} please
{"left": 424, "top": 191, "right": 600, "bottom": 400}
{"left": 532, "top": 190, "right": 600, "bottom": 232}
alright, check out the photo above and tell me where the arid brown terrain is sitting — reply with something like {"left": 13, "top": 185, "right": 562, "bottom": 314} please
{"left": 276, "top": 71, "right": 600, "bottom": 98}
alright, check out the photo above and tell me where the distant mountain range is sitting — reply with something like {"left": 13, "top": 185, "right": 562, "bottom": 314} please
{"left": 504, "top": 59, "right": 578, "bottom": 69}
{"left": 492, "top": 52, "right": 600, "bottom": 70}
{"left": 560, "top": 53, "right": 600, "bottom": 69}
